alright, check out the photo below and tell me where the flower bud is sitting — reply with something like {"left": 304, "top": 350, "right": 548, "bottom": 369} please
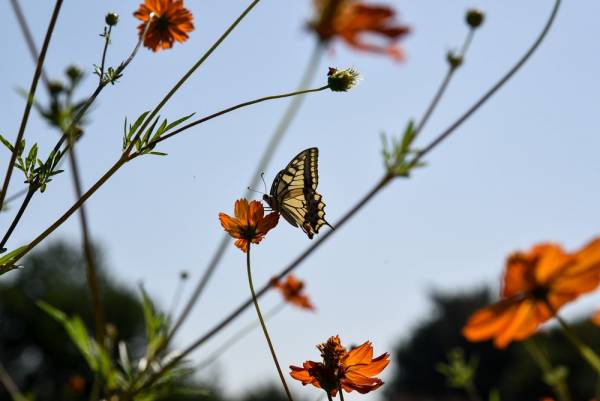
{"left": 48, "top": 80, "right": 64, "bottom": 95}
{"left": 327, "top": 67, "right": 360, "bottom": 92}
{"left": 65, "top": 65, "right": 83, "bottom": 82}
{"left": 105, "top": 12, "right": 119, "bottom": 26}
{"left": 446, "top": 51, "right": 463, "bottom": 69}
{"left": 466, "top": 8, "right": 484, "bottom": 29}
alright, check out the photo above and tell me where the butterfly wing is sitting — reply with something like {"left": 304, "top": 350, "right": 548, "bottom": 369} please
{"left": 269, "top": 148, "right": 331, "bottom": 239}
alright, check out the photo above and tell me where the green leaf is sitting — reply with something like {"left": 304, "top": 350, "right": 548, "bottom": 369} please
{"left": 0, "top": 245, "right": 28, "bottom": 264}
{"left": 0, "top": 134, "right": 14, "bottom": 152}
{"left": 148, "top": 151, "right": 167, "bottom": 156}
{"left": 37, "top": 301, "right": 98, "bottom": 370}
{"left": 141, "top": 116, "right": 160, "bottom": 145}
{"left": 128, "top": 111, "right": 150, "bottom": 141}
{"left": 163, "top": 113, "right": 194, "bottom": 133}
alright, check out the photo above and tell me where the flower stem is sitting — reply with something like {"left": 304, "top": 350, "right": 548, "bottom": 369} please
{"left": 99, "top": 25, "right": 113, "bottom": 83}
{"left": 554, "top": 313, "right": 600, "bottom": 375}
{"left": 247, "top": 245, "right": 294, "bottom": 401}
{"left": 523, "top": 338, "right": 571, "bottom": 401}
{"left": 414, "top": 27, "right": 476, "bottom": 136}
{"left": 167, "top": 42, "right": 323, "bottom": 343}
{"left": 132, "top": 85, "right": 329, "bottom": 156}
{"left": 326, "top": 393, "right": 334, "bottom": 401}
{"left": 0, "top": 0, "right": 63, "bottom": 212}
{"left": 337, "top": 386, "right": 345, "bottom": 401}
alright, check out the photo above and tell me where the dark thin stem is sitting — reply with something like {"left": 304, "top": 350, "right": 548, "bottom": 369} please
{"left": 0, "top": 156, "right": 127, "bottom": 274}
{"left": 326, "top": 393, "right": 333, "bottom": 401}
{"left": 124, "top": 0, "right": 263, "bottom": 156}
{"left": 409, "top": 0, "right": 561, "bottom": 168}
{"left": 0, "top": 0, "right": 63, "bottom": 212}
{"left": 196, "top": 301, "right": 286, "bottom": 371}
{"left": 246, "top": 246, "right": 294, "bottom": 401}
{"left": 132, "top": 85, "right": 329, "bottom": 157}
{"left": 523, "top": 338, "right": 571, "bottom": 401}
{"left": 0, "top": 185, "right": 36, "bottom": 250}
{"left": 9, "top": 0, "right": 50, "bottom": 87}
{"left": 414, "top": 28, "right": 475, "bottom": 136}
{"left": 337, "top": 386, "right": 344, "bottom": 401}
{"left": 65, "top": 133, "right": 106, "bottom": 345}
{"left": 168, "top": 42, "right": 323, "bottom": 342}
{"left": 99, "top": 25, "right": 113, "bottom": 83}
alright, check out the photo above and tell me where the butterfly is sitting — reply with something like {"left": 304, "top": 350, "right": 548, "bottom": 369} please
{"left": 263, "top": 148, "right": 332, "bottom": 239}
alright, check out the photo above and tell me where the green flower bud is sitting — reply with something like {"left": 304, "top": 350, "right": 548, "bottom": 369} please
{"left": 466, "top": 8, "right": 484, "bottom": 29}
{"left": 105, "top": 12, "right": 119, "bottom": 27}
{"left": 327, "top": 67, "right": 360, "bottom": 92}
{"left": 48, "top": 80, "right": 64, "bottom": 95}
{"left": 446, "top": 51, "right": 463, "bottom": 69}
{"left": 65, "top": 65, "right": 83, "bottom": 82}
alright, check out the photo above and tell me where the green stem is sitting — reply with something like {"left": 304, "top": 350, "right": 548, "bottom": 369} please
{"left": 0, "top": 0, "right": 63, "bottom": 212}
{"left": 414, "top": 28, "right": 475, "bottom": 136}
{"left": 99, "top": 25, "right": 113, "bottom": 82}
{"left": 247, "top": 245, "right": 294, "bottom": 401}
{"left": 555, "top": 313, "right": 600, "bottom": 375}
{"left": 0, "top": 361, "right": 27, "bottom": 401}
{"left": 132, "top": 85, "right": 329, "bottom": 157}
{"left": 523, "top": 338, "right": 571, "bottom": 401}
{"left": 124, "top": 0, "right": 263, "bottom": 156}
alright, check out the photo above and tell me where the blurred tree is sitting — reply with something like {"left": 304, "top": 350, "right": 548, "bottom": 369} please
{"left": 238, "top": 385, "right": 290, "bottom": 401}
{"left": 384, "top": 288, "right": 600, "bottom": 401}
{"left": 0, "top": 241, "right": 222, "bottom": 401}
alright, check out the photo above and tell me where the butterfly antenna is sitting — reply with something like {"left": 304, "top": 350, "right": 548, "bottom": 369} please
{"left": 260, "top": 172, "right": 268, "bottom": 194}
{"left": 247, "top": 186, "right": 265, "bottom": 197}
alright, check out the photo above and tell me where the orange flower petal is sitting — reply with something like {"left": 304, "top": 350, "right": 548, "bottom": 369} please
{"left": 345, "top": 341, "right": 373, "bottom": 366}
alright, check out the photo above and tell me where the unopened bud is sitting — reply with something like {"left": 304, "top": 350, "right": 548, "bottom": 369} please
{"left": 327, "top": 67, "right": 360, "bottom": 92}
{"left": 48, "top": 80, "right": 64, "bottom": 95}
{"left": 446, "top": 52, "right": 463, "bottom": 69}
{"left": 466, "top": 8, "right": 484, "bottom": 29}
{"left": 65, "top": 65, "right": 83, "bottom": 82}
{"left": 105, "top": 12, "right": 119, "bottom": 26}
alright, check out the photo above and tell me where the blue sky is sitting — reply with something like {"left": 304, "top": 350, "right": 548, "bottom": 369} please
{"left": 2, "top": 0, "right": 600, "bottom": 400}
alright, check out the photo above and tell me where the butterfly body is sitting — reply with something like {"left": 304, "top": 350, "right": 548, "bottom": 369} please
{"left": 263, "top": 148, "right": 332, "bottom": 239}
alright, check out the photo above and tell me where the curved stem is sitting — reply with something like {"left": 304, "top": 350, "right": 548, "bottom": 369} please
{"left": 132, "top": 85, "right": 329, "bottom": 157}
{"left": 414, "top": 28, "right": 475, "bottom": 136}
{"left": 246, "top": 245, "right": 294, "bottom": 401}
{"left": 0, "top": 0, "right": 63, "bottom": 212}
{"left": 124, "top": 0, "right": 263, "bottom": 156}
{"left": 409, "top": 0, "right": 561, "bottom": 167}
{"left": 0, "top": 185, "right": 36, "bottom": 251}
{"left": 168, "top": 42, "right": 323, "bottom": 341}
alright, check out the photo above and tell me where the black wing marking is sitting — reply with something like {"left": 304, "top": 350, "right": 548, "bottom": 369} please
{"left": 269, "top": 148, "right": 331, "bottom": 239}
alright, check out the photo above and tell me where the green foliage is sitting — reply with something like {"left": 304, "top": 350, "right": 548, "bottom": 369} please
{"left": 436, "top": 348, "right": 478, "bottom": 390}
{"left": 122, "top": 112, "right": 194, "bottom": 156}
{"left": 0, "top": 245, "right": 28, "bottom": 274}
{"left": 381, "top": 121, "right": 425, "bottom": 177}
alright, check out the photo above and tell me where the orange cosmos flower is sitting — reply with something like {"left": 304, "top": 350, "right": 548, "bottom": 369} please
{"left": 290, "top": 335, "right": 389, "bottom": 395}
{"left": 271, "top": 275, "right": 315, "bottom": 311}
{"left": 463, "top": 238, "right": 600, "bottom": 348}
{"left": 219, "top": 199, "right": 279, "bottom": 253}
{"left": 134, "top": 0, "right": 194, "bottom": 52}
{"left": 592, "top": 310, "right": 600, "bottom": 326}
{"left": 309, "top": 0, "right": 410, "bottom": 61}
